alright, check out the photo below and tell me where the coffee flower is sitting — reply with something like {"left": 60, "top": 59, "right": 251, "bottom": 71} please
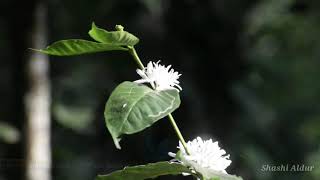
{"left": 135, "top": 61, "right": 182, "bottom": 91}
{"left": 169, "top": 137, "right": 232, "bottom": 179}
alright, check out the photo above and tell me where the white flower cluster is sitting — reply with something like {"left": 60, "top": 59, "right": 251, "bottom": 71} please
{"left": 134, "top": 61, "right": 233, "bottom": 179}
{"left": 169, "top": 137, "right": 232, "bottom": 179}
{"left": 135, "top": 61, "right": 182, "bottom": 91}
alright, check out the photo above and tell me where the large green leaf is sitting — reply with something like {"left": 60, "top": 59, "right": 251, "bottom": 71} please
{"left": 96, "top": 160, "right": 243, "bottom": 180}
{"left": 32, "top": 39, "right": 127, "bottom": 56}
{"left": 96, "top": 161, "right": 192, "bottom": 180}
{"left": 104, "top": 81, "right": 180, "bottom": 149}
{"left": 89, "top": 23, "right": 139, "bottom": 46}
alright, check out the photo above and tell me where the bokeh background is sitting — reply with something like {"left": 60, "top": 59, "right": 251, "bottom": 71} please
{"left": 0, "top": 0, "right": 319, "bottom": 180}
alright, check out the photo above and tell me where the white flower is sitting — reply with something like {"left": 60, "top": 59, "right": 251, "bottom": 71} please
{"left": 169, "top": 137, "right": 232, "bottom": 179}
{"left": 135, "top": 61, "right": 182, "bottom": 91}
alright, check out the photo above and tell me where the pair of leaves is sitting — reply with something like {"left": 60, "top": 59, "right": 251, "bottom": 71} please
{"left": 96, "top": 161, "right": 243, "bottom": 180}
{"left": 34, "top": 23, "right": 179, "bottom": 149}
{"left": 33, "top": 23, "right": 139, "bottom": 56}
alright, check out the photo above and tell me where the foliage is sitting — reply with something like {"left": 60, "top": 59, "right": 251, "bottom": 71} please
{"left": 32, "top": 23, "right": 139, "bottom": 56}
{"left": 231, "top": 0, "right": 320, "bottom": 179}
{"left": 35, "top": 23, "right": 243, "bottom": 180}
{"left": 96, "top": 162, "right": 191, "bottom": 180}
{"left": 105, "top": 81, "right": 180, "bottom": 149}
{"left": 0, "top": 122, "right": 20, "bottom": 144}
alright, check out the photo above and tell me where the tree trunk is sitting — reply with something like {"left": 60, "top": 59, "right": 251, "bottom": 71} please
{"left": 25, "top": 2, "right": 51, "bottom": 180}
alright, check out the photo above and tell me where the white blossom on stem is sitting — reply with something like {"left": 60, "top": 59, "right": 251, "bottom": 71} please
{"left": 135, "top": 61, "right": 182, "bottom": 91}
{"left": 169, "top": 137, "right": 232, "bottom": 179}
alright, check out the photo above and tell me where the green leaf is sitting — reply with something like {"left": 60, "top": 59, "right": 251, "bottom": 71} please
{"left": 0, "top": 122, "right": 20, "bottom": 144}
{"left": 96, "top": 161, "right": 191, "bottom": 180}
{"left": 32, "top": 39, "right": 127, "bottom": 56}
{"left": 89, "top": 22, "right": 139, "bottom": 46}
{"left": 104, "top": 81, "right": 180, "bottom": 149}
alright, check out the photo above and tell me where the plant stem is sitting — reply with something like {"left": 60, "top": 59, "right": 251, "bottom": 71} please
{"left": 167, "top": 114, "right": 190, "bottom": 155}
{"left": 128, "top": 47, "right": 144, "bottom": 69}
{"left": 128, "top": 46, "right": 190, "bottom": 155}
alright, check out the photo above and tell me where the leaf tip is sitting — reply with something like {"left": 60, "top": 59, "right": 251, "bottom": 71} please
{"left": 29, "top": 48, "right": 47, "bottom": 54}
{"left": 29, "top": 47, "right": 40, "bottom": 52}
{"left": 91, "top": 22, "right": 97, "bottom": 28}
{"left": 114, "top": 138, "right": 122, "bottom": 149}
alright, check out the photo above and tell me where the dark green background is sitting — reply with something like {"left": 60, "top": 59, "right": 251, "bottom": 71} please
{"left": 0, "top": 0, "right": 319, "bottom": 179}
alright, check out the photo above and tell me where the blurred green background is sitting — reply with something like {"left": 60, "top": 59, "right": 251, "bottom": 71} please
{"left": 0, "top": 0, "right": 319, "bottom": 180}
